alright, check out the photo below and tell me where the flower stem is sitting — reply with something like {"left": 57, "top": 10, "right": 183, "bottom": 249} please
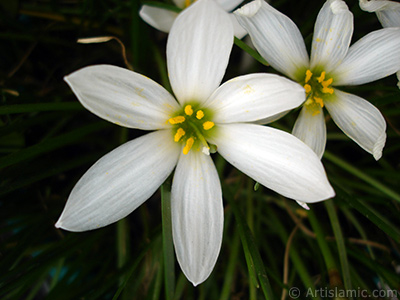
{"left": 161, "top": 178, "right": 175, "bottom": 300}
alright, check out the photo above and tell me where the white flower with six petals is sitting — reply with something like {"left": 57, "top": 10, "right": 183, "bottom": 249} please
{"left": 56, "top": 0, "right": 334, "bottom": 286}
{"left": 235, "top": 0, "right": 400, "bottom": 160}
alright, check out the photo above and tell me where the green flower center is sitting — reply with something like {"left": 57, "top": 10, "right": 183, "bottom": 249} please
{"left": 302, "top": 69, "right": 334, "bottom": 116}
{"left": 168, "top": 103, "right": 215, "bottom": 155}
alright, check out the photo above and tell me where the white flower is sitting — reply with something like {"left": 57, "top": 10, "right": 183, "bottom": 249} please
{"left": 56, "top": 0, "right": 334, "bottom": 286}
{"left": 235, "top": 0, "right": 400, "bottom": 160}
{"left": 139, "top": 0, "right": 247, "bottom": 38}
{"left": 359, "top": 0, "right": 400, "bottom": 27}
{"left": 359, "top": 0, "right": 400, "bottom": 88}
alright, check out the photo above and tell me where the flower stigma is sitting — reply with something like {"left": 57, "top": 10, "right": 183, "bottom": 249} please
{"left": 168, "top": 104, "right": 216, "bottom": 155}
{"left": 303, "top": 69, "right": 334, "bottom": 116}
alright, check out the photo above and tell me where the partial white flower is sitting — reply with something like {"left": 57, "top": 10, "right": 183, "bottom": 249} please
{"left": 359, "top": 0, "right": 400, "bottom": 88}
{"left": 235, "top": 0, "right": 400, "bottom": 159}
{"left": 139, "top": 0, "right": 248, "bottom": 38}
{"left": 56, "top": 0, "right": 334, "bottom": 286}
{"left": 359, "top": 0, "right": 400, "bottom": 27}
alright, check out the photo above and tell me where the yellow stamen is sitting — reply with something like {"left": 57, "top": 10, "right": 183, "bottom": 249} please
{"left": 321, "top": 78, "right": 334, "bottom": 94}
{"left": 184, "top": 105, "right": 193, "bottom": 116}
{"left": 322, "top": 78, "right": 333, "bottom": 87}
{"left": 174, "top": 128, "right": 185, "bottom": 142}
{"left": 196, "top": 110, "right": 204, "bottom": 120}
{"left": 305, "top": 70, "right": 313, "bottom": 83}
{"left": 185, "top": 0, "right": 191, "bottom": 7}
{"left": 183, "top": 137, "right": 194, "bottom": 155}
{"left": 322, "top": 86, "right": 334, "bottom": 94}
{"left": 317, "top": 71, "right": 326, "bottom": 83}
{"left": 304, "top": 84, "right": 312, "bottom": 94}
{"left": 168, "top": 116, "right": 185, "bottom": 124}
{"left": 203, "top": 121, "right": 214, "bottom": 130}
{"left": 314, "top": 97, "right": 324, "bottom": 108}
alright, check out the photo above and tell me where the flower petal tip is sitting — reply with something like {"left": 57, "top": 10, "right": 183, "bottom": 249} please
{"left": 373, "top": 131, "right": 386, "bottom": 161}
{"left": 296, "top": 201, "right": 310, "bottom": 210}
{"left": 315, "top": 181, "right": 336, "bottom": 202}
{"left": 55, "top": 219, "right": 63, "bottom": 229}
{"left": 330, "top": 0, "right": 349, "bottom": 15}
{"left": 327, "top": 186, "right": 336, "bottom": 200}
{"left": 234, "top": 0, "right": 262, "bottom": 17}
{"left": 190, "top": 280, "right": 201, "bottom": 287}
{"left": 184, "top": 271, "right": 209, "bottom": 287}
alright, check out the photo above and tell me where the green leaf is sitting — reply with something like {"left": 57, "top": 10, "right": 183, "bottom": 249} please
{"left": 325, "top": 200, "right": 352, "bottom": 293}
{"left": 0, "top": 102, "right": 82, "bottom": 115}
{"left": 334, "top": 184, "right": 400, "bottom": 243}
{"left": 0, "top": 121, "right": 109, "bottom": 169}
{"left": 234, "top": 37, "right": 270, "bottom": 67}
{"left": 225, "top": 187, "right": 276, "bottom": 300}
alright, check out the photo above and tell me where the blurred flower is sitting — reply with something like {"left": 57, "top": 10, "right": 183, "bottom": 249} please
{"left": 139, "top": 0, "right": 247, "bottom": 38}
{"left": 359, "top": 0, "right": 400, "bottom": 88}
{"left": 56, "top": 0, "right": 334, "bottom": 286}
{"left": 235, "top": 0, "right": 400, "bottom": 160}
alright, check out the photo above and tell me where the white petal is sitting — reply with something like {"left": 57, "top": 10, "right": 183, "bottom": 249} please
{"left": 228, "top": 13, "right": 248, "bottom": 39}
{"left": 64, "top": 65, "right": 180, "bottom": 130}
{"left": 56, "top": 130, "right": 180, "bottom": 231}
{"left": 296, "top": 201, "right": 310, "bottom": 210}
{"left": 216, "top": 0, "right": 244, "bottom": 11}
{"left": 292, "top": 105, "right": 327, "bottom": 159}
{"left": 234, "top": 0, "right": 309, "bottom": 80}
{"left": 139, "top": 5, "right": 178, "bottom": 33}
{"left": 211, "top": 124, "right": 335, "bottom": 202}
{"left": 325, "top": 89, "right": 386, "bottom": 160}
{"left": 171, "top": 151, "right": 223, "bottom": 286}
{"left": 253, "top": 110, "right": 290, "bottom": 125}
{"left": 310, "top": 0, "right": 353, "bottom": 72}
{"left": 333, "top": 27, "right": 400, "bottom": 86}
{"left": 359, "top": 0, "right": 400, "bottom": 27}
{"left": 205, "top": 73, "right": 305, "bottom": 124}
{"left": 167, "top": 0, "right": 233, "bottom": 105}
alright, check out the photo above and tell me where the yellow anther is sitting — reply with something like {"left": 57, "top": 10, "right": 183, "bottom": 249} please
{"left": 168, "top": 116, "right": 185, "bottom": 124}
{"left": 183, "top": 137, "right": 194, "bottom": 155}
{"left": 304, "top": 84, "right": 312, "bottom": 94}
{"left": 196, "top": 110, "right": 204, "bottom": 120}
{"left": 314, "top": 97, "right": 324, "bottom": 108}
{"left": 203, "top": 121, "right": 214, "bottom": 130}
{"left": 174, "top": 128, "right": 186, "bottom": 142}
{"left": 184, "top": 105, "right": 193, "bottom": 116}
{"left": 317, "top": 71, "right": 326, "bottom": 83}
{"left": 322, "top": 87, "right": 334, "bottom": 94}
{"left": 305, "top": 70, "right": 313, "bottom": 83}
{"left": 322, "top": 78, "right": 333, "bottom": 87}
{"left": 321, "top": 76, "right": 334, "bottom": 94}
{"left": 184, "top": 0, "right": 192, "bottom": 7}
